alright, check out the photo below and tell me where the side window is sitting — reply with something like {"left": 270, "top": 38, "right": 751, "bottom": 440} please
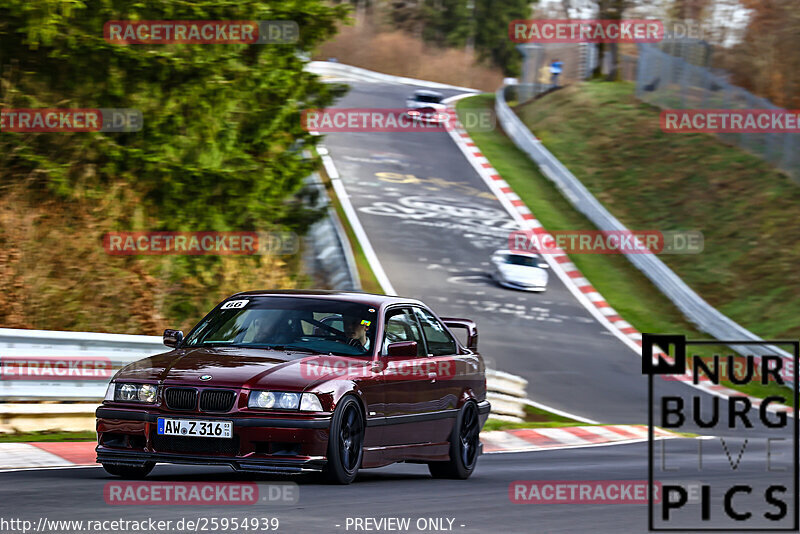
{"left": 382, "top": 308, "right": 425, "bottom": 357}
{"left": 414, "top": 308, "right": 457, "bottom": 356}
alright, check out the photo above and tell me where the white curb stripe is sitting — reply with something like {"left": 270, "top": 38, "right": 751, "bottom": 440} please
{"left": 531, "top": 427, "right": 592, "bottom": 446}
{"left": 579, "top": 425, "right": 635, "bottom": 441}
{"left": 482, "top": 431, "right": 542, "bottom": 451}
{"left": 0, "top": 443, "right": 75, "bottom": 468}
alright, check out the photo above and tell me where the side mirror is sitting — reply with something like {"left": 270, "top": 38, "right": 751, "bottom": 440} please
{"left": 163, "top": 329, "right": 184, "bottom": 348}
{"left": 386, "top": 341, "right": 418, "bottom": 358}
{"left": 441, "top": 318, "right": 478, "bottom": 352}
{"left": 539, "top": 261, "right": 550, "bottom": 269}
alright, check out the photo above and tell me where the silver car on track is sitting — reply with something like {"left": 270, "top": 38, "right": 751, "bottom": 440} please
{"left": 489, "top": 249, "right": 550, "bottom": 292}
{"left": 405, "top": 89, "right": 448, "bottom": 123}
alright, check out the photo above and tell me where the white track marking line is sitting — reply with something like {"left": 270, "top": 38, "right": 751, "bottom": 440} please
{"left": 0, "top": 465, "right": 101, "bottom": 473}
{"left": 525, "top": 399, "right": 599, "bottom": 424}
{"left": 319, "top": 150, "right": 397, "bottom": 295}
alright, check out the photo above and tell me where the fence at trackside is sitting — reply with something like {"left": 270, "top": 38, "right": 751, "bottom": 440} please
{"left": 635, "top": 42, "right": 800, "bottom": 183}
{"left": 0, "top": 327, "right": 530, "bottom": 432}
{"left": 494, "top": 84, "right": 795, "bottom": 379}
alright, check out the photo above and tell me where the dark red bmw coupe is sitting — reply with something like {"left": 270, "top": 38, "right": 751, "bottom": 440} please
{"left": 96, "top": 290, "right": 490, "bottom": 484}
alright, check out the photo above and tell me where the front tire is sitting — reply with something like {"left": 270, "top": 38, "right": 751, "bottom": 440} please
{"left": 428, "top": 401, "right": 480, "bottom": 479}
{"left": 323, "top": 396, "right": 364, "bottom": 484}
{"left": 102, "top": 462, "right": 154, "bottom": 479}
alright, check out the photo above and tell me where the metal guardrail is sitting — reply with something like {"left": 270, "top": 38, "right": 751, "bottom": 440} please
{"left": 0, "top": 328, "right": 164, "bottom": 401}
{"left": 635, "top": 43, "right": 800, "bottom": 183}
{"left": 0, "top": 328, "right": 530, "bottom": 423}
{"left": 495, "top": 84, "right": 795, "bottom": 372}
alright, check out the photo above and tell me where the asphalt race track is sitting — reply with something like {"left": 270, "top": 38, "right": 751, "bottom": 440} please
{"left": 4, "top": 78, "right": 794, "bottom": 534}
{"left": 1, "top": 439, "right": 794, "bottom": 532}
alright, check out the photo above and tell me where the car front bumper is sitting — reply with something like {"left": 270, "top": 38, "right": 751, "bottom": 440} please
{"left": 497, "top": 279, "right": 547, "bottom": 292}
{"left": 96, "top": 407, "right": 332, "bottom": 474}
{"left": 95, "top": 449, "right": 326, "bottom": 474}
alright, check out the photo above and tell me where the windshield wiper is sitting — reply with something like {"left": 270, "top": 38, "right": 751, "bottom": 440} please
{"left": 268, "top": 344, "right": 332, "bottom": 355}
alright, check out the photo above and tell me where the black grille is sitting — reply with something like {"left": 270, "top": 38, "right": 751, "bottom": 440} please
{"left": 151, "top": 433, "right": 240, "bottom": 456}
{"left": 200, "top": 390, "right": 236, "bottom": 412}
{"left": 165, "top": 388, "right": 197, "bottom": 411}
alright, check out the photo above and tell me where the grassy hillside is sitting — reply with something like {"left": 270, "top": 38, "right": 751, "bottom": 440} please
{"left": 516, "top": 81, "right": 800, "bottom": 340}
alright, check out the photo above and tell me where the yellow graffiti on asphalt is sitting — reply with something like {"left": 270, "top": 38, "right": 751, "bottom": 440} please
{"left": 375, "top": 172, "right": 496, "bottom": 200}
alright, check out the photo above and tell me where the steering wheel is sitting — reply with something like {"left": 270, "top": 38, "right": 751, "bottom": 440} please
{"left": 307, "top": 317, "right": 352, "bottom": 344}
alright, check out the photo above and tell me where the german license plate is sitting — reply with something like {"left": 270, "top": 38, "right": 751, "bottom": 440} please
{"left": 157, "top": 418, "right": 232, "bottom": 439}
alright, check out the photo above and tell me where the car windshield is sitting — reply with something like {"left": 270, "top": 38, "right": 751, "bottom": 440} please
{"left": 414, "top": 93, "right": 442, "bottom": 104}
{"left": 504, "top": 254, "right": 541, "bottom": 267}
{"left": 183, "top": 296, "right": 377, "bottom": 356}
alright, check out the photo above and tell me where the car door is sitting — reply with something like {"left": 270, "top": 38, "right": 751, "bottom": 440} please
{"left": 378, "top": 306, "right": 440, "bottom": 450}
{"left": 412, "top": 306, "right": 462, "bottom": 445}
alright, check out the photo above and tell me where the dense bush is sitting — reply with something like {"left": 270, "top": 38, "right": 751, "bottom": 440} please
{"left": 0, "top": 0, "right": 349, "bottom": 332}
{"left": 0, "top": 0, "right": 347, "bottom": 230}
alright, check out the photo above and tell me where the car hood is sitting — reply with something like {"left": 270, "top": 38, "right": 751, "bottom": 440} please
{"left": 497, "top": 263, "right": 548, "bottom": 284}
{"left": 115, "top": 347, "right": 371, "bottom": 391}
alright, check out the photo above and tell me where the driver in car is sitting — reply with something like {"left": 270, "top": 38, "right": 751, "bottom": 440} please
{"left": 247, "top": 316, "right": 277, "bottom": 344}
{"left": 343, "top": 316, "right": 371, "bottom": 352}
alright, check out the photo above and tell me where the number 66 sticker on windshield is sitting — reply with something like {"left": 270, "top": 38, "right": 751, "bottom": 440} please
{"left": 221, "top": 299, "right": 249, "bottom": 310}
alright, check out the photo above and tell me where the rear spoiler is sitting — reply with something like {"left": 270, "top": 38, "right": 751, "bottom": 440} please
{"left": 441, "top": 317, "right": 478, "bottom": 351}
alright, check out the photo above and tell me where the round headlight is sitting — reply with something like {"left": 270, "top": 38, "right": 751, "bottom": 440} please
{"left": 118, "top": 384, "right": 137, "bottom": 401}
{"left": 254, "top": 391, "right": 276, "bottom": 409}
{"left": 138, "top": 384, "right": 157, "bottom": 403}
{"left": 278, "top": 392, "right": 300, "bottom": 410}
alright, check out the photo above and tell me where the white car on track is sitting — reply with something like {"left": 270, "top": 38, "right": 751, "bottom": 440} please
{"left": 405, "top": 89, "right": 448, "bottom": 123}
{"left": 489, "top": 249, "right": 550, "bottom": 292}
